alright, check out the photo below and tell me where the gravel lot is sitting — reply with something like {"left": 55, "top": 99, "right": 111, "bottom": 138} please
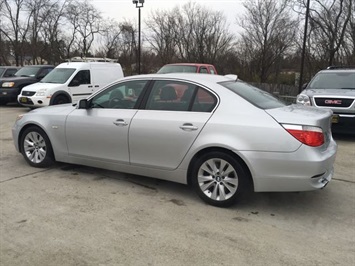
{"left": 1, "top": 105, "right": 354, "bottom": 266}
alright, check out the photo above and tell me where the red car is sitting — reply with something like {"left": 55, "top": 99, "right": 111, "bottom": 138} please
{"left": 157, "top": 63, "right": 218, "bottom": 74}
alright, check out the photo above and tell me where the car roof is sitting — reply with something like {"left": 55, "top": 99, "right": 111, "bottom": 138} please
{"left": 0, "top": 66, "right": 21, "bottom": 68}
{"left": 318, "top": 69, "right": 355, "bottom": 74}
{"left": 56, "top": 62, "right": 120, "bottom": 68}
{"left": 22, "top": 65, "right": 55, "bottom": 68}
{"left": 164, "top": 63, "right": 214, "bottom": 67}
{"left": 123, "top": 73, "right": 233, "bottom": 86}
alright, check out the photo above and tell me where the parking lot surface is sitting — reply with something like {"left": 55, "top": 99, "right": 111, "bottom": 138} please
{"left": 1, "top": 105, "right": 354, "bottom": 266}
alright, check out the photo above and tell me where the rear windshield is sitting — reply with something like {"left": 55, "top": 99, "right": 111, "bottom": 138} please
{"left": 40, "top": 68, "right": 76, "bottom": 84}
{"left": 157, "top": 65, "right": 197, "bottom": 74}
{"left": 309, "top": 72, "right": 355, "bottom": 89}
{"left": 14, "top": 67, "right": 41, "bottom": 77}
{"left": 220, "top": 81, "right": 285, "bottom": 109}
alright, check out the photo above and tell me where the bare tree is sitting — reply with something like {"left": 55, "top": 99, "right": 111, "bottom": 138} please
{"left": 146, "top": 2, "right": 234, "bottom": 65}
{"left": 145, "top": 10, "right": 178, "bottom": 65}
{"left": 238, "top": 0, "right": 298, "bottom": 82}
{"left": 39, "top": 0, "right": 69, "bottom": 64}
{"left": 0, "top": 0, "right": 33, "bottom": 65}
{"left": 65, "top": 0, "right": 101, "bottom": 57}
{"left": 96, "top": 18, "right": 123, "bottom": 59}
{"left": 175, "top": 2, "right": 234, "bottom": 64}
{"left": 295, "top": 0, "right": 352, "bottom": 67}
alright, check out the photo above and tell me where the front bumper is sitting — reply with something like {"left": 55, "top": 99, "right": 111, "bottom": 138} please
{"left": 0, "top": 87, "right": 20, "bottom": 101}
{"left": 331, "top": 114, "right": 355, "bottom": 134}
{"left": 18, "top": 95, "right": 51, "bottom": 107}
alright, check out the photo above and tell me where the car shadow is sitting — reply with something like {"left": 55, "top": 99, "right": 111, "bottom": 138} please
{"left": 56, "top": 162, "right": 336, "bottom": 215}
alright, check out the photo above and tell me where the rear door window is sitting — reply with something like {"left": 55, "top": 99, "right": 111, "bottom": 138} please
{"left": 145, "top": 80, "right": 217, "bottom": 112}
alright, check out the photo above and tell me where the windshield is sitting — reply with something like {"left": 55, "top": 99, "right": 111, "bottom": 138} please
{"left": 14, "top": 67, "right": 41, "bottom": 77}
{"left": 220, "top": 81, "right": 286, "bottom": 109}
{"left": 40, "top": 68, "right": 76, "bottom": 84}
{"left": 0, "top": 68, "right": 4, "bottom": 76}
{"left": 157, "top": 65, "right": 197, "bottom": 74}
{"left": 309, "top": 72, "right": 355, "bottom": 89}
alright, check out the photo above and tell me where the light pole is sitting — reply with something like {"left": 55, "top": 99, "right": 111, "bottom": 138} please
{"left": 132, "top": 0, "right": 144, "bottom": 74}
{"left": 299, "top": 0, "right": 311, "bottom": 93}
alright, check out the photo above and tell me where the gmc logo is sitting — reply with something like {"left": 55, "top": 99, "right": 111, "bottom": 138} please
{"left": 325, "top": 99, "right": 342, "bottom": 105}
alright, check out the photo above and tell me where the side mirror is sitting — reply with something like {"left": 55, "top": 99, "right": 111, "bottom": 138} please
{"left": 69, "top": 79, "right": 80, "bottom": 87}
{"left": 78, "top": 99, "right": 88, "bottom": 109}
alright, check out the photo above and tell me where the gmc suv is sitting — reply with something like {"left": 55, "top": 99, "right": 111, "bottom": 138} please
{"left": 296, "top": 66, "right": 355, "bottom": 134}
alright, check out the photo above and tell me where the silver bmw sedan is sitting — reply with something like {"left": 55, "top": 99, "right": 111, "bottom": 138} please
{"left": 12, "top": 74, "right": 337, "bottom": 207}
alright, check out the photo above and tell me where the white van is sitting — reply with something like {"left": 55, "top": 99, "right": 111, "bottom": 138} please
{"left": 18, "top": 62, "right": 124, "bottom": 107}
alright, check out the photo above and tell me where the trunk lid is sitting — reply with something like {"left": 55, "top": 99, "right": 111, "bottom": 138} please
{"left": 265, "top": 104, "right": 333, "bottom": 146}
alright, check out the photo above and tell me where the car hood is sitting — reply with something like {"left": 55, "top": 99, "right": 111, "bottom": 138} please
{"left": 303, "top": 89, "right": 355, "bottom": 97}
{"left": 22, "top": 82, "right": 63, "bottom": 91}
{"left": 265, "top": 104, "right": 332, "bottom": 128}
{"left": 28, "top": 103, "right": 75, "bottom": 115}
{"left": 0, "top": 76, "right": 36, "bottom": 83}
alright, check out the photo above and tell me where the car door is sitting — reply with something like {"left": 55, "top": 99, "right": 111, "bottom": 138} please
{"left": 65, "top": 80, "right": 148, "bottom": 163}
{"left": 129, "top": 80, "right": 218, "bottom": 170}
{"left": 68, "top": 70, "right": 93, "bottom": 102}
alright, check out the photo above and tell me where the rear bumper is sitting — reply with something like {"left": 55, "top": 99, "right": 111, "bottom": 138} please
{"left": 237, "top": 139, "right": 337, "bottom": 192}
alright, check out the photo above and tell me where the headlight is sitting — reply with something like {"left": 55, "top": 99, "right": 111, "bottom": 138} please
{"left": 35, "top": 89, "right": 47, "bottom": 96}
{"left": 2, "top": 82, "right": 15, "bottom": 87}
{"left": 296, "top": 94, "right": 311, "bottom": 106}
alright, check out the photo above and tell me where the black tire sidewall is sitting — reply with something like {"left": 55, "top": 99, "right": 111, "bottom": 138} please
{"left": 20, "top": 126, "right": 54, "bottom": 168}
{"left": 191, "top": 151, "right": 249, "bottom": 207}
{"left": 53, "top": 95, "right": 69, "bottom": 105}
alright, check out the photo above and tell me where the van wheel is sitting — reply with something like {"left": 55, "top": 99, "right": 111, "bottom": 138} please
{"left": 52, "top": 95, "right": 70, "bottom": 105}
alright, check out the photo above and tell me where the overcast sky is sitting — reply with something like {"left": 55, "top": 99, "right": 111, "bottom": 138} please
{"left": 91, "top": 0, "right": 247, "bottom": 36}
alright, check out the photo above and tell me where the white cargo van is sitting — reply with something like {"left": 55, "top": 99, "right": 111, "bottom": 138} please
{"left": 18, "top": 62, "right": 124, "bottom": 107}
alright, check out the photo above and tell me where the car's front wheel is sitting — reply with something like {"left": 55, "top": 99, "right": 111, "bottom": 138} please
{"left": 20, "top": 126, "right": 54, "bottom": 168}
{"left": 191, "top": 151, "right": 250, "bottom": 207}
{"left": 52, "top": 95, "right": 70, "bottom": 105}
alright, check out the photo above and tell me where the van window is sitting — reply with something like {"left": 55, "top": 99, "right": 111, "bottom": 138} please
{"left": 40, "top": 68, "right": 76, "bottom": 84}
{"left": 70, "top": 70, "right": 91, "bottom": 85}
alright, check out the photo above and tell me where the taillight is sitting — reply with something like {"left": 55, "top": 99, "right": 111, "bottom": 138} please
{"left": 282, "top": 124, "right": 324, "bottom": 147}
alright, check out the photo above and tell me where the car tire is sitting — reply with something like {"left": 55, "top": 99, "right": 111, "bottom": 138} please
{"left": 20, "top": 126, "right": 55, "bottom": 168}
{"left": 52, "top": 95, "right": 70, "bottom": 105}
{"left": 191, "top": 151, "right": 250, "bottom": 207}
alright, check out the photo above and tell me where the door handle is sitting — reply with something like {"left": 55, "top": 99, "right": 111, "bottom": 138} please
{"left": 113, "top": 119, "right": 128, "bottom": 126}
{"left": 180, "top": 123, "right": 198, "bottom": 131}
{"left": 94, "top": 85, "right": 99, "bottom": 88}
{"left": 88, "top": 85, "right": 93, "bottom": 88}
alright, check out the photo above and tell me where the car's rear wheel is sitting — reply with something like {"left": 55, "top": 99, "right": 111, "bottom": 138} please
{"left": 20, "top": 126, "right": 54, "bottom": 168}
{"left": 191, "top": 151, "right": 249, "bottom": 207}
